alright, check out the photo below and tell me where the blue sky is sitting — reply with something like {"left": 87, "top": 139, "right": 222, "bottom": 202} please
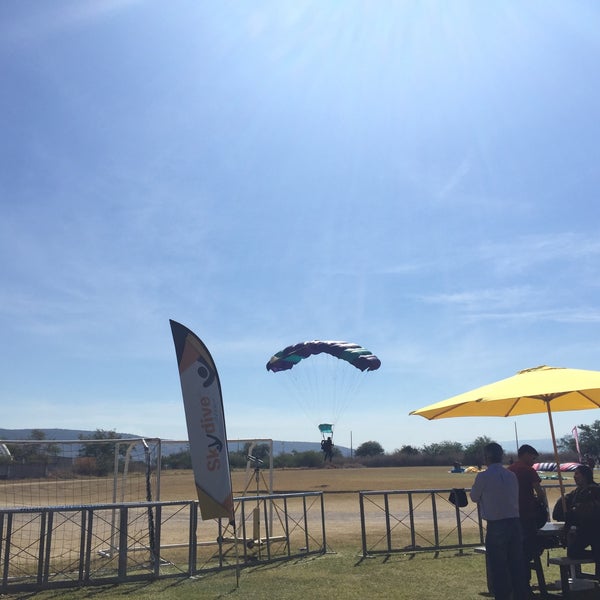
{"left": 2, "top": 1, "right": 600, "bottom": 453}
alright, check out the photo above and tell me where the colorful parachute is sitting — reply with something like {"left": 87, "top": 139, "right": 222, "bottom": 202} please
{"left": 266, "top": 340, "right": 381, "bottom": 373}
{"left": 266, "top": 340, "right": 381, "bottom": 437}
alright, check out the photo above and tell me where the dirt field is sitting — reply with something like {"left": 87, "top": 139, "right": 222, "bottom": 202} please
{"left": 0, "top": 464, "right": 569, "bottom": 519}
{"left": 160, "top": 464, "right": 570, "bottom": 498}
{"left": 160, "top": 465, "right": 480, "bottom": 499}
{"left": 157, "top": 466, "right": 569, "bottom": 545}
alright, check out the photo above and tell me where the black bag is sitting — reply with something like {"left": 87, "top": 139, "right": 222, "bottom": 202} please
{"left": 534, "top": 499, "right": 549, "bottom": 529}
{"left": 449, "top": 488, "right": 468, "bottom": 508}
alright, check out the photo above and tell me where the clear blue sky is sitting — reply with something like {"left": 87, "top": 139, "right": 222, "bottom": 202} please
{"left": 2, "top": 1, "right": 600, "bottom": 453}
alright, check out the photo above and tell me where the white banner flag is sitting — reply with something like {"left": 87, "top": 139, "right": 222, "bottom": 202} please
{"left": 170, "top": 320, "right": 234, "bottom": 521}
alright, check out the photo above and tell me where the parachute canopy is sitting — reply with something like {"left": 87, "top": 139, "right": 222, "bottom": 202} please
{"left": 266, "top": 340, "right": 381, "bottom": 373}
{"left": 318, "top": 423, "right": 334, "bottom": 436}
{"left": 266, "top": 340, "right": 381, "bottom": 433}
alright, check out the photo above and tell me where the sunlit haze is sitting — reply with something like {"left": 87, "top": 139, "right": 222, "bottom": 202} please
{"left": 2, "top": 1, "right": 600, "bottom": 452}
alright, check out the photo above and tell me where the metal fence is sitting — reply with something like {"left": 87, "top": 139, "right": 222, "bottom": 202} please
{"left": 1, "top": 482, "right": 570, "bottom": 592}
{"left": 0, "top": 491, "right": 326, "bottom": 593}
{"left": 359, "top": 487, "right": 485, "bottom": 557}
{"left": 358, "top": 483, "right": 569, "bottom": 557}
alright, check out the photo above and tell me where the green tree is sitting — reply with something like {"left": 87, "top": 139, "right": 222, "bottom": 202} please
{"left": 244, "top": 442, "right": 271, "bottom": 462}
{"left": 78, "top": 429, "right": 125, "bottom": 476}
{"left": 559, "top": 421, "right": 600, "bottom": 460}
{"left": 558, "top": 433, "right": 576, "bottom": 454}
{"left": 7, "top": 429, "right": 60, "bottom": 464}
{"left": 229, "top": 450, "right": 248, "bottom": 469}
{"left": 227, "top": 443, "right": 272, "bottom": 469}
{"left": 421, "top": 441, "right": 464, "bottom": 455}
{"left": 355, "top": 440, "right": 384, "bottom": 457}
{"left": 421, "top": 441, "right": 464, "bottom": 462}
{"left": 463, "top": 436, "right": 494, "bottom": 466}
{"left": 279, "top": 450, "right": 324, "bottom": 468}
{"left": 31, "top": 429, "right": 60, "bottom": 459}
{"left": 162, "top": 447, "right": 192, "bottom": 469}
{"left": 397, "top": 445, "right": 420, "bottom": 455}
{"left": 30, "top": 429, "right": 45, "bottom": 440}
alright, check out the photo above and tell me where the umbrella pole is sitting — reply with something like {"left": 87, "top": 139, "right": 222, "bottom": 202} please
{"left": 546, "top": 401, "right": 567, "bottom": 513}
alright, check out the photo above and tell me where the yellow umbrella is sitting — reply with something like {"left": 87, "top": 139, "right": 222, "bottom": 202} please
{"left": 410, "top": 365, "right": 600, "bottom": 505}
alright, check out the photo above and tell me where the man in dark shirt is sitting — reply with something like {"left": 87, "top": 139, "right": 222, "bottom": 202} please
{"left": 508, "top": 444, "right": 548, "bottom": 591}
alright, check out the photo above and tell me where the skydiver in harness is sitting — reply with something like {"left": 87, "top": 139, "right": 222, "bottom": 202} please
{"left": 321, "top": 436, "right": 334, "bottom": 462}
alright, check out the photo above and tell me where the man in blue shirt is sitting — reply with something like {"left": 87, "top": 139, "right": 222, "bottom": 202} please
{"left": 470, "top": 442, "right": 529, "bottom": 600}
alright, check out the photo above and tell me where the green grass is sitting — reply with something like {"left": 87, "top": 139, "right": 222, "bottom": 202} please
{"left": 0, "top": 469, "right": 573, "bottom": 599}
{"left": 3, "top": 545, "right": 571, "bottom": 600}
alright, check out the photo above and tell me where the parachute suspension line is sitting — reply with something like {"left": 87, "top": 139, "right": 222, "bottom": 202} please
{"left": 276, "top": 367, "right": 319, "bottom": 428}
{"left": 266, "top": 340, "right": 381, "bottom": 434}
{"left": 287, "top": 353, "right": 352, "bottom": 427}
{"left": 326, "top": 355, "right": 372, "bottom": 424}
{"left": 277, "top": 362, "right": 371, "bottom": 429}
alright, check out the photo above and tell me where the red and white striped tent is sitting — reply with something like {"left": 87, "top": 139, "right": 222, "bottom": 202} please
{"left": 533, "top": 462, "right": 581, "bottom": 472}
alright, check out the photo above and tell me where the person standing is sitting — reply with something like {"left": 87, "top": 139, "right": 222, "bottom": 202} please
{"left": 508, "top": 444, "right": 548, "bottom": 589}
{"left": 470, "top": 442, "right": 529, "bottom": 600}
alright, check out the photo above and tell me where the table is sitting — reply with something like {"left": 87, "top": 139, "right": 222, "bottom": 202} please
{"left": 541, "top": 523, "right": 600, "bottom": 598}
{"left": 532, "top": 523, "right": 565, "bottom": 597}
{"left": 537, "top": 522, "right": 565, "bottom": 543}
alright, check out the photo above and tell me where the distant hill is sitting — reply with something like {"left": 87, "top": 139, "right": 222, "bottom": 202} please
{"left": 0, "top": 428, "right": 139, "bottom": 441}
{"left": 0, "top": 429, "right": 352, "bottom": 457}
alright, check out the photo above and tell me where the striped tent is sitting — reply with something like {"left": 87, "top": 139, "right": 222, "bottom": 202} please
{"left": 533, "top": 462, "right": 581, "bottom": 472}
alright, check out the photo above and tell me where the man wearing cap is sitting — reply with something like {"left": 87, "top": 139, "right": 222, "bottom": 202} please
{"left": 508, "top": 444, "right": 548, "bottom": 591}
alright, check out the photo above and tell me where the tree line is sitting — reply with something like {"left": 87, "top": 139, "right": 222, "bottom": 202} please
{"left": 5, "top": 421, "right": 600, "bottom": 473}
{"left": 162, "top": 426, "right": 585, "bottom": 470}
{"left": 2, "top": 429, "right": 138, "bottom": 477}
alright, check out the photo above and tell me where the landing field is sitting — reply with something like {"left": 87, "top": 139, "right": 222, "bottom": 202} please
{"left": 0, "top": 466, "right": 573, "bottom": 599}
{"left": 161, "top": 465, "right": 567, "bottom": 544}
{"left": 165, "top": 464, "right": 482, "bottom": 498}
